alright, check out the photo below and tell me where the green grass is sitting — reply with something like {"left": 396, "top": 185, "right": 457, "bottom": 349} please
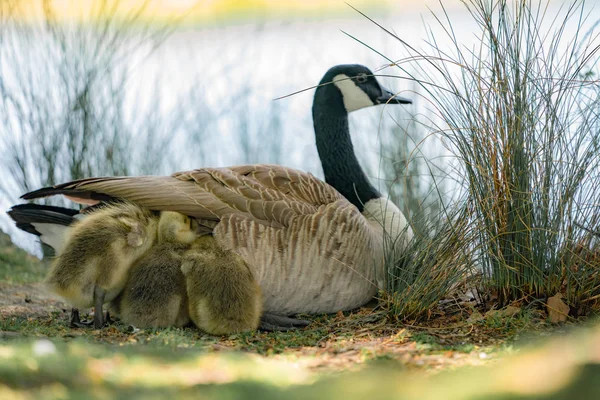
{"left": 0, "top": 313, "right": 336, "bottom": 355}
{"left": 0, "top": 339, "right": 293, "bottom": 399}
{"left": 2, "top": 322, "right": 600, "bottom": 399}
{"left": 1, "top": 224, "right": 598, "bottom": 398}
{"left": 0, "top": 232, "right": 46, "bottom": 284}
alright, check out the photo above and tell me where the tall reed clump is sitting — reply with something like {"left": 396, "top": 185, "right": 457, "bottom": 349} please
{"left": 375, "top": 105, "right": 476, "bottom": 321}
{"left": 373, "top": 0, "right": 600, "bottom": 311}
{"left": 382, "top": 201, "right": 477, "bottom": 321}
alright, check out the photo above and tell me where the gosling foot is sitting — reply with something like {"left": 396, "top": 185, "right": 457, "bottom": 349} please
{"left": 69, "top": 308, "right": 94, "bottom": 328}
{"left": 92, "top": 286, "right": 107, "bottom": 329}
{"left": 93, "top": 311, "right": 105, "bottom": 329}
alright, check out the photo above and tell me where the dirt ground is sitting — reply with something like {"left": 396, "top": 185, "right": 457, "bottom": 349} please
{"left": 0, "top": 282, "right": 67, "bottom": 319}
{"left": 0, "top": 281, "right": 501, "bottom": 375}
{"left": 3, "top": 280, "right": 600, "bottom": 400}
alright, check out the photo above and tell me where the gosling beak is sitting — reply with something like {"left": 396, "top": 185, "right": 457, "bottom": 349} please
{"left": 377, "top": 86, "right": 412, "bottom": 104}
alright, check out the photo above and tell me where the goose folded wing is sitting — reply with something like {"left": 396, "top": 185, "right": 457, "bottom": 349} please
{"left": 21, "top": 164, "right": 346, "bottom": 226}
{"left": 216, "top": 164, "right": 342, "bottom": 206}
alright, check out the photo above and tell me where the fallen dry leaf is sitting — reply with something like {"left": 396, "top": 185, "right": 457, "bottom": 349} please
{"left": 547, "top": 293, "right": 570, "bottom": 323}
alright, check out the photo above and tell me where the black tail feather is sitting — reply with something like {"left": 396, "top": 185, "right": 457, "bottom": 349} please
{"left": 7, "top": 204, "right": 80, "bottom": 236}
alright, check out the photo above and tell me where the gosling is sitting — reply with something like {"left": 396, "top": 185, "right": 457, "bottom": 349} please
{"left": 181, "top": 236, "right": 262, "bottom": 335}
{"left": 110, "top": 211, "right": 196, "bottom": 328}
{"left": 45, "top": 202, "right": 159, "bottom": 328}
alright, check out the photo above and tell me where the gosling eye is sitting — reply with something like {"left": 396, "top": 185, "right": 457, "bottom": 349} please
{"left": 355, "top": 72, "right": 368, "bottom": 84}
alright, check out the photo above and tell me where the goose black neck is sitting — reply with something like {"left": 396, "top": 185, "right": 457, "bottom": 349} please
{"left": 312, "top": 87, "right": 381, "bottom": 212}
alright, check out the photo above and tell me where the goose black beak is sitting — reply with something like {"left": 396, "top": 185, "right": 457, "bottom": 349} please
{"left": 376, "top": 87, "right": 412, "bottom": 105}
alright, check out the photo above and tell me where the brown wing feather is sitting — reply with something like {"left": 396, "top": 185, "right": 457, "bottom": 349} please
{"left": 21, "top": 164, "right": 348, "bottom": 226}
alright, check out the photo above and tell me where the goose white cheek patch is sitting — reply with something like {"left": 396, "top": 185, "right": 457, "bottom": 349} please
{"left": 333, "top": 74, "right": 375, "bottom": 112}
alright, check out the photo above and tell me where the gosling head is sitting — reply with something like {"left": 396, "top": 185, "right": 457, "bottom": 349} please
{"left": 157, "top": 211, "right": 196, "bottom": 245}
{"left": 314, "top": 64, "right": 411, "bottom": 115}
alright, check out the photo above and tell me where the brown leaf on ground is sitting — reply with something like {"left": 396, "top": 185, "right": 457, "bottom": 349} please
{"left": 547, "top": 293, "right": 570, "bottom": 323}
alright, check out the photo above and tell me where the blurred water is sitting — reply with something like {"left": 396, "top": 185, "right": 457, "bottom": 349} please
{"left": 138, "top": 6, "right": 477, "bottom": 172}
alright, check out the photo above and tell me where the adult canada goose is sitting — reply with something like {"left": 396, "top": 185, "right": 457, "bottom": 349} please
{"left": 182, "top": 235, "right": 262, "bottom": 335}
{"left": 11, "top": 64, "right": 413, "bottom": 316}
{"left": 110, "top": 211, "right": 195, "bottom": 328}
{"left": 44, "top": 202, "right": 159, "bottom": 328}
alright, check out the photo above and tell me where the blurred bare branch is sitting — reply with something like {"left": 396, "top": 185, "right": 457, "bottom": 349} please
{"left": 0, "top": 0, "right": 190, "bottom": 202}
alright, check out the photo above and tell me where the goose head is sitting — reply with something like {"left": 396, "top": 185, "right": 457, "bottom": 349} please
{"left": 312, "top": 64, "right": 412, "bottom": 212}
{"left": 314, "top": 64, "right": 411, "bottom": 116}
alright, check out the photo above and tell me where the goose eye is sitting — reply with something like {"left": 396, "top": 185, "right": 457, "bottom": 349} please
{"left": 355, "top": 73, "right": 368, "bottom": 83}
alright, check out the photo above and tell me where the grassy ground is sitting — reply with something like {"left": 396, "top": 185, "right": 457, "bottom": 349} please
{"left": 1, "top": 233, "right": 599, "bottom": 399}
{"left": 0, "top": 232, "right": 46, "bottom": 284}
